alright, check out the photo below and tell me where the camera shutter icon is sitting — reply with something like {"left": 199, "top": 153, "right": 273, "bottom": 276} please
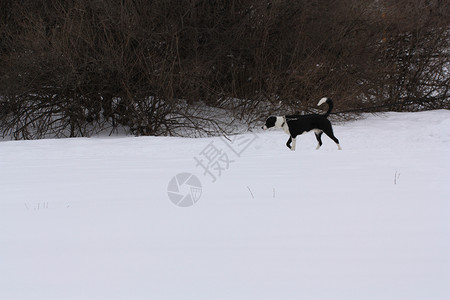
{"left": 167, "top": 173, "right": 202, "bottom": 207}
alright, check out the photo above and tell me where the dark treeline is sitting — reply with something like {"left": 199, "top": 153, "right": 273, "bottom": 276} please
{"left": 0, "top": 0, "right": 449, "bottom": 139}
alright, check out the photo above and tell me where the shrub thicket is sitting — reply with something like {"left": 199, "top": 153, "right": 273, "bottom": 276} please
{"left": 1, "top": 0, "right": 448, "bottom": 139}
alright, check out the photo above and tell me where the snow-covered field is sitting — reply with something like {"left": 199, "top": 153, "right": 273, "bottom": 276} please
{"left": 1, "top": 110, "right": 449, "bottom": 300}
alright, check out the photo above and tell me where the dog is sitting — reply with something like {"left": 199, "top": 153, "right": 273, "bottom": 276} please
{"left": 262, "top": 97, "right": 341, "bottom": 151}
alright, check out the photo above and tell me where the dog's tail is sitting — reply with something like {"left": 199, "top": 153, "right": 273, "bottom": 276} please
{"left": 317, "top": 97, "right": 334, "bottom": 117}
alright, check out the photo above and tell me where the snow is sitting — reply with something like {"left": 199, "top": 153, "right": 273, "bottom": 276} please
{"left": 1, "top": 110, "right": 449, "bottom": 300}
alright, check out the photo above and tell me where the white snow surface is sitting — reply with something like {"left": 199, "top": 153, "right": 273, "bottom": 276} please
{"left": 1, "top": 110, "right": 449, "bottom": 300}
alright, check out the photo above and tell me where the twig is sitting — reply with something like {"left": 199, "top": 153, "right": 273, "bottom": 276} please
{"left": 247, "top": 186, "right": 255, "bottom": 199}
{"left": 394, "top": 171, "right": 401, "bottom": 184}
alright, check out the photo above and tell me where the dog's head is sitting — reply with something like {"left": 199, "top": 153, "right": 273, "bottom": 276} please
{"left": 262, "top": 116, "right": 278, "bottom": 130}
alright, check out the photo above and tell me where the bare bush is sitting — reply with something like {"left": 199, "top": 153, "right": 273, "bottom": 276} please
{"left": 1, "top": 0, "right": 448, "bottom": 139}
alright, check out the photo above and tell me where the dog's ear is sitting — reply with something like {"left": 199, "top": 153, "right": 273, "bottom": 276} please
{"left": 264, "top": 116, "right": 277, "bottom": 129}
{"left": 262, "top": 116, "right": 277, "bottom": 130}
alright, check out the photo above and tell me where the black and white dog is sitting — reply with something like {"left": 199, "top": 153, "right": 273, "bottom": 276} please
{"left": 262, "top": 97, "right": 342, "bottom": 151}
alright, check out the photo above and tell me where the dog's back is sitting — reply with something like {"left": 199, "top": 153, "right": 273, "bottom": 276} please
{"left": 285, "top": 114, "right": 330, "bottom": 137}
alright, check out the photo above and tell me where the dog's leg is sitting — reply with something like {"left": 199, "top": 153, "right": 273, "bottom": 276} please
{"left": 291, "top": 137, "right": 296, "bottom": 151}
{"left": 286, "top": 137, "right": 292, "bottom": 150}
{"left": 323, "top": 126, "right": 341, "bottom": 150}
{"left": 314, "top": 130, "right": 323, "bottom": 150}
